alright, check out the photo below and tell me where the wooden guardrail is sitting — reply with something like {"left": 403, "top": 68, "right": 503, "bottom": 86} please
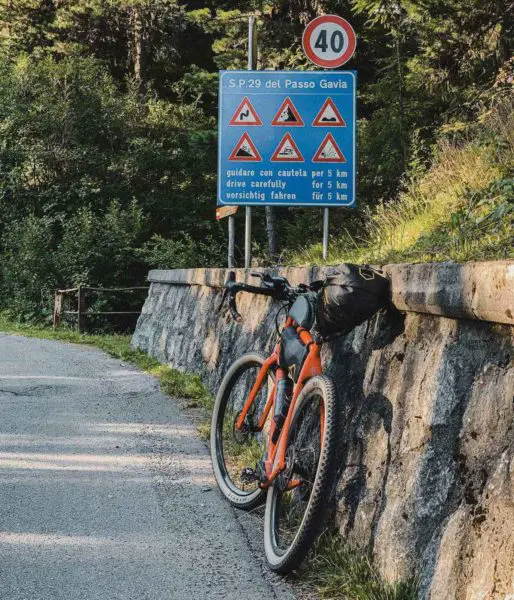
{"left": 53, "top": 286, "right": 149, "bottom": 332}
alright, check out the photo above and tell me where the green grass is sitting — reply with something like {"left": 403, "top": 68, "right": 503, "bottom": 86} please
{"left": 289, "top": 99, "right": 514, "bottom": 266}
{"left": 0, "top": 314, "right": 214, "bottom": 415}
{"left": 300, "top": 533, "right": 418, "bottom": 600}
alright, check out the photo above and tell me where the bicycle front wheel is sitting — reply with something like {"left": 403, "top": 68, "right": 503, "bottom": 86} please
{"left": 210, "top": 352, "right": 273, "bottom": 510}
{"left": 263, "top": 375, "right": 338, "bottom": 573}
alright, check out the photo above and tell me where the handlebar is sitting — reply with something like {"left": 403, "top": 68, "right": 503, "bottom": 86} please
{"left": 217, "top": 271, "right": 316, "bottom": 322}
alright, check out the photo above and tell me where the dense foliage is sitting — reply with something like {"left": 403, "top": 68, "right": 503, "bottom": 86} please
{"left": 0, "top": 0, "right": 512, "bottom": 320}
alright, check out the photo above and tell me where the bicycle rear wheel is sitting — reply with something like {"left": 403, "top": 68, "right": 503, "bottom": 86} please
{"left": 263, "top": 375, "right": 338, "bottom": 573}
{"left": 210, "top": 352, "right": 273, "bottom": 510}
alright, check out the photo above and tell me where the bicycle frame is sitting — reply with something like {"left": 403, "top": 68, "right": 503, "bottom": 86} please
{"left": 234, "top": 317, "right": 322, "bottom": 486}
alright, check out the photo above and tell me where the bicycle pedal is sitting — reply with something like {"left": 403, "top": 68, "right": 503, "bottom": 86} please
{"left": 240, "top": 467, "right": 260, "bottom": 483}
{"left": 240, "top": 464, "right": 267, "bottom": 484}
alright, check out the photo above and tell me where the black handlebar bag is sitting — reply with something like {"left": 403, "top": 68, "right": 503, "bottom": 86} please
{"left": 315, "top": 265, "right": 390, "bottom": 341}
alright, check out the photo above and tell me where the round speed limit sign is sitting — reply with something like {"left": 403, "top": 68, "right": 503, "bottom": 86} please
{"left": 302, "top": 15, "right": 356, "bottom": 68}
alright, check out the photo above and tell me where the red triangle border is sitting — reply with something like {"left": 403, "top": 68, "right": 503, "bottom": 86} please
{"left": 271, "top": 97, "right": 305, "bottom": 127}
{"left": 313, "top": 98, "right": 346, "bottom": 127}
{"left": 270, "top": 133, "right": 305, "bottom": 162}
{"left": 228, "top": 132, "right": 263, "bottom": 161}
{"left": 229, "top": 97, "right": 263, "bottom": 126}
{"left": 312, "top": 133, "right": 346, "bottom": 163}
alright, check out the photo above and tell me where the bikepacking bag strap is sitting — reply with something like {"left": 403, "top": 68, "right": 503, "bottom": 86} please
{"left": 314, "top": 264, "right": 391, "bottom": 341}
{"left": 279, "top": 326, "right": 310, "bottom": 382}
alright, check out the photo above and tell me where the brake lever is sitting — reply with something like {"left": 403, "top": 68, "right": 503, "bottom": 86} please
{"left": 218, "top": 271, "right": 243, "bottom": 322}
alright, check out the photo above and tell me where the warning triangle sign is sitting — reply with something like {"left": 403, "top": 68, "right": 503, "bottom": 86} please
{"left": 271, "top": 133, "right": 304, "bottom": 162}
{"left": 313, "top": 133, "right": 346, "bottom": 163}
{"left": 229, "top": 97, "right": 262, "bottom": 126}
{"left": 271, "top": 97, "right": 304, "bottom": 126}
{"left": 313, "top": 98, "right": 346, "bottom": 127}
{"left": 228, "top": 132, "right": 262, "bottom": 161}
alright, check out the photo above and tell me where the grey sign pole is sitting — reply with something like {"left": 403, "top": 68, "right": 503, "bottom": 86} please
{"left": 227, "top": 215, "right": 235, "bottom": 267}
{"left": 244, "top": 15, "right": 257, "bottom": 269}
{"left": 322, "top": 207, "right": 329, "bottom": 260}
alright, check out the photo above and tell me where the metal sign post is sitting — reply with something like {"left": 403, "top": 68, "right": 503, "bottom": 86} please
{"left": 215, "top": 206, "right": 237, "bottom": 267}
{"left": 302, "top": 15, "right": 357, "bottom": 261}
{"left": 323, "top": 207, "right": 329, "bottom": 260}
{"left": 228, "top": 215, "right": 235, "bottom": 267}
{"left": 244, "top": 15, "right": 257, "bottom": 269}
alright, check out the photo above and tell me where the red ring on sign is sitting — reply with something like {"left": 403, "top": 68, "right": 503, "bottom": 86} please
{"left": 302, "top": 15, "right": 356, "bottom": 68}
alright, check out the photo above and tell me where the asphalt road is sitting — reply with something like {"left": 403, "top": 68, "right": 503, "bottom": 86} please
{"left": 0, "top": 334, "right": 294, "bottom": 600}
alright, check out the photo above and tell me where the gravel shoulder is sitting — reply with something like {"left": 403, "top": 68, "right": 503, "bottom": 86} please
{"left": 0, "top": 334, "right": 295, "bottom": 600}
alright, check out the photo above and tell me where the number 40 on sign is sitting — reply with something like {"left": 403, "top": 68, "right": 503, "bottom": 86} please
{"left": 302, "top": 15, "right": 356, "bottom": 69}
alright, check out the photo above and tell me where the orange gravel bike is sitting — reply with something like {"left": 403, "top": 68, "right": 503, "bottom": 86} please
{"left": 211, "top": 271, "right": 339, "bottom": 573}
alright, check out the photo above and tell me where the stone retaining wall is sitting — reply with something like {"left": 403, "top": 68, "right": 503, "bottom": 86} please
{"left": 132, "top": 261, "right": 514, "bottom": 599}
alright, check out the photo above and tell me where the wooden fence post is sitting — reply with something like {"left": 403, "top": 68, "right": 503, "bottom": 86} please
{"left": 53, "top": 291, "right": 63, "bottom": 330}
{"left": 77, "top": 287, "right": 87, "bottom": 333}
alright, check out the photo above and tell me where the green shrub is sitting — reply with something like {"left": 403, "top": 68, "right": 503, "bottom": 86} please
{"left": 139, "top": 232, "right": 225, "bottom": 269}
{"left": 55, "top": 200, "right": 146, "bottom": 287}
{"left": 0, "top": 214, "right": 56, "bottom": 322}
{"left": 0, "top": 53, "right": 220, "bottom": 320}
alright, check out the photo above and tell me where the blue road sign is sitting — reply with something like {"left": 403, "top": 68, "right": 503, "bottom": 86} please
{"left": 218, "top": 70, "right": 356, "bottom": 207}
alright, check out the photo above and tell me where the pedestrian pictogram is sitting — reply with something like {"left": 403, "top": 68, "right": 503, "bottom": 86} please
{"left": 271, "top": 133, "right": 304, "bottom": 162}
{"left": 229, "top": 132, "right": 262, "bottom": 161}
{"left": 271, "top": 98, "right": 304, "bottom": 126}
{"left": 229, "top": 97, "right": 262, "bottom": 126}
{"left": 313, "top": 133, "right": 346, "bottom": 162}
{"left": 313, "top": 98, "right": 346, "bottom": 127}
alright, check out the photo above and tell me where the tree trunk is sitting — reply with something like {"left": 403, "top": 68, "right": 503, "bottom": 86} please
{"left": 265, "top": 206, "right": 279, "bottom": 261}
{"left": 132, "top": 6, "right": 142, "bottom": 84}
{"left": 396, "top": 34, "right": 407, "bottom": 168}
{"left": 6, "top": 0, "right": 12, "bottom": 37}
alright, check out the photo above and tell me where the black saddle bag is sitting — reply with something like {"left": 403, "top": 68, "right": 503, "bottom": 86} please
{"left": 315, "top": 264, "right": 390, "bottom": 340}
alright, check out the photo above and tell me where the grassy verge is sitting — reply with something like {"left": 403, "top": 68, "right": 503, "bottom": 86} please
{"left": 299, "top": 532, "right": 418, "bottom": 600}
{"left": 289, "top": 98, "right": 513, "bottom": 266}
{"left": 0, "top": 315, "right": 214, "bottom": 432}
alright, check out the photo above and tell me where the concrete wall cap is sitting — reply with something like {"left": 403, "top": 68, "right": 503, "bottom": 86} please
{"left": 147, "top": 261, "right": 514, "bottom": 326}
